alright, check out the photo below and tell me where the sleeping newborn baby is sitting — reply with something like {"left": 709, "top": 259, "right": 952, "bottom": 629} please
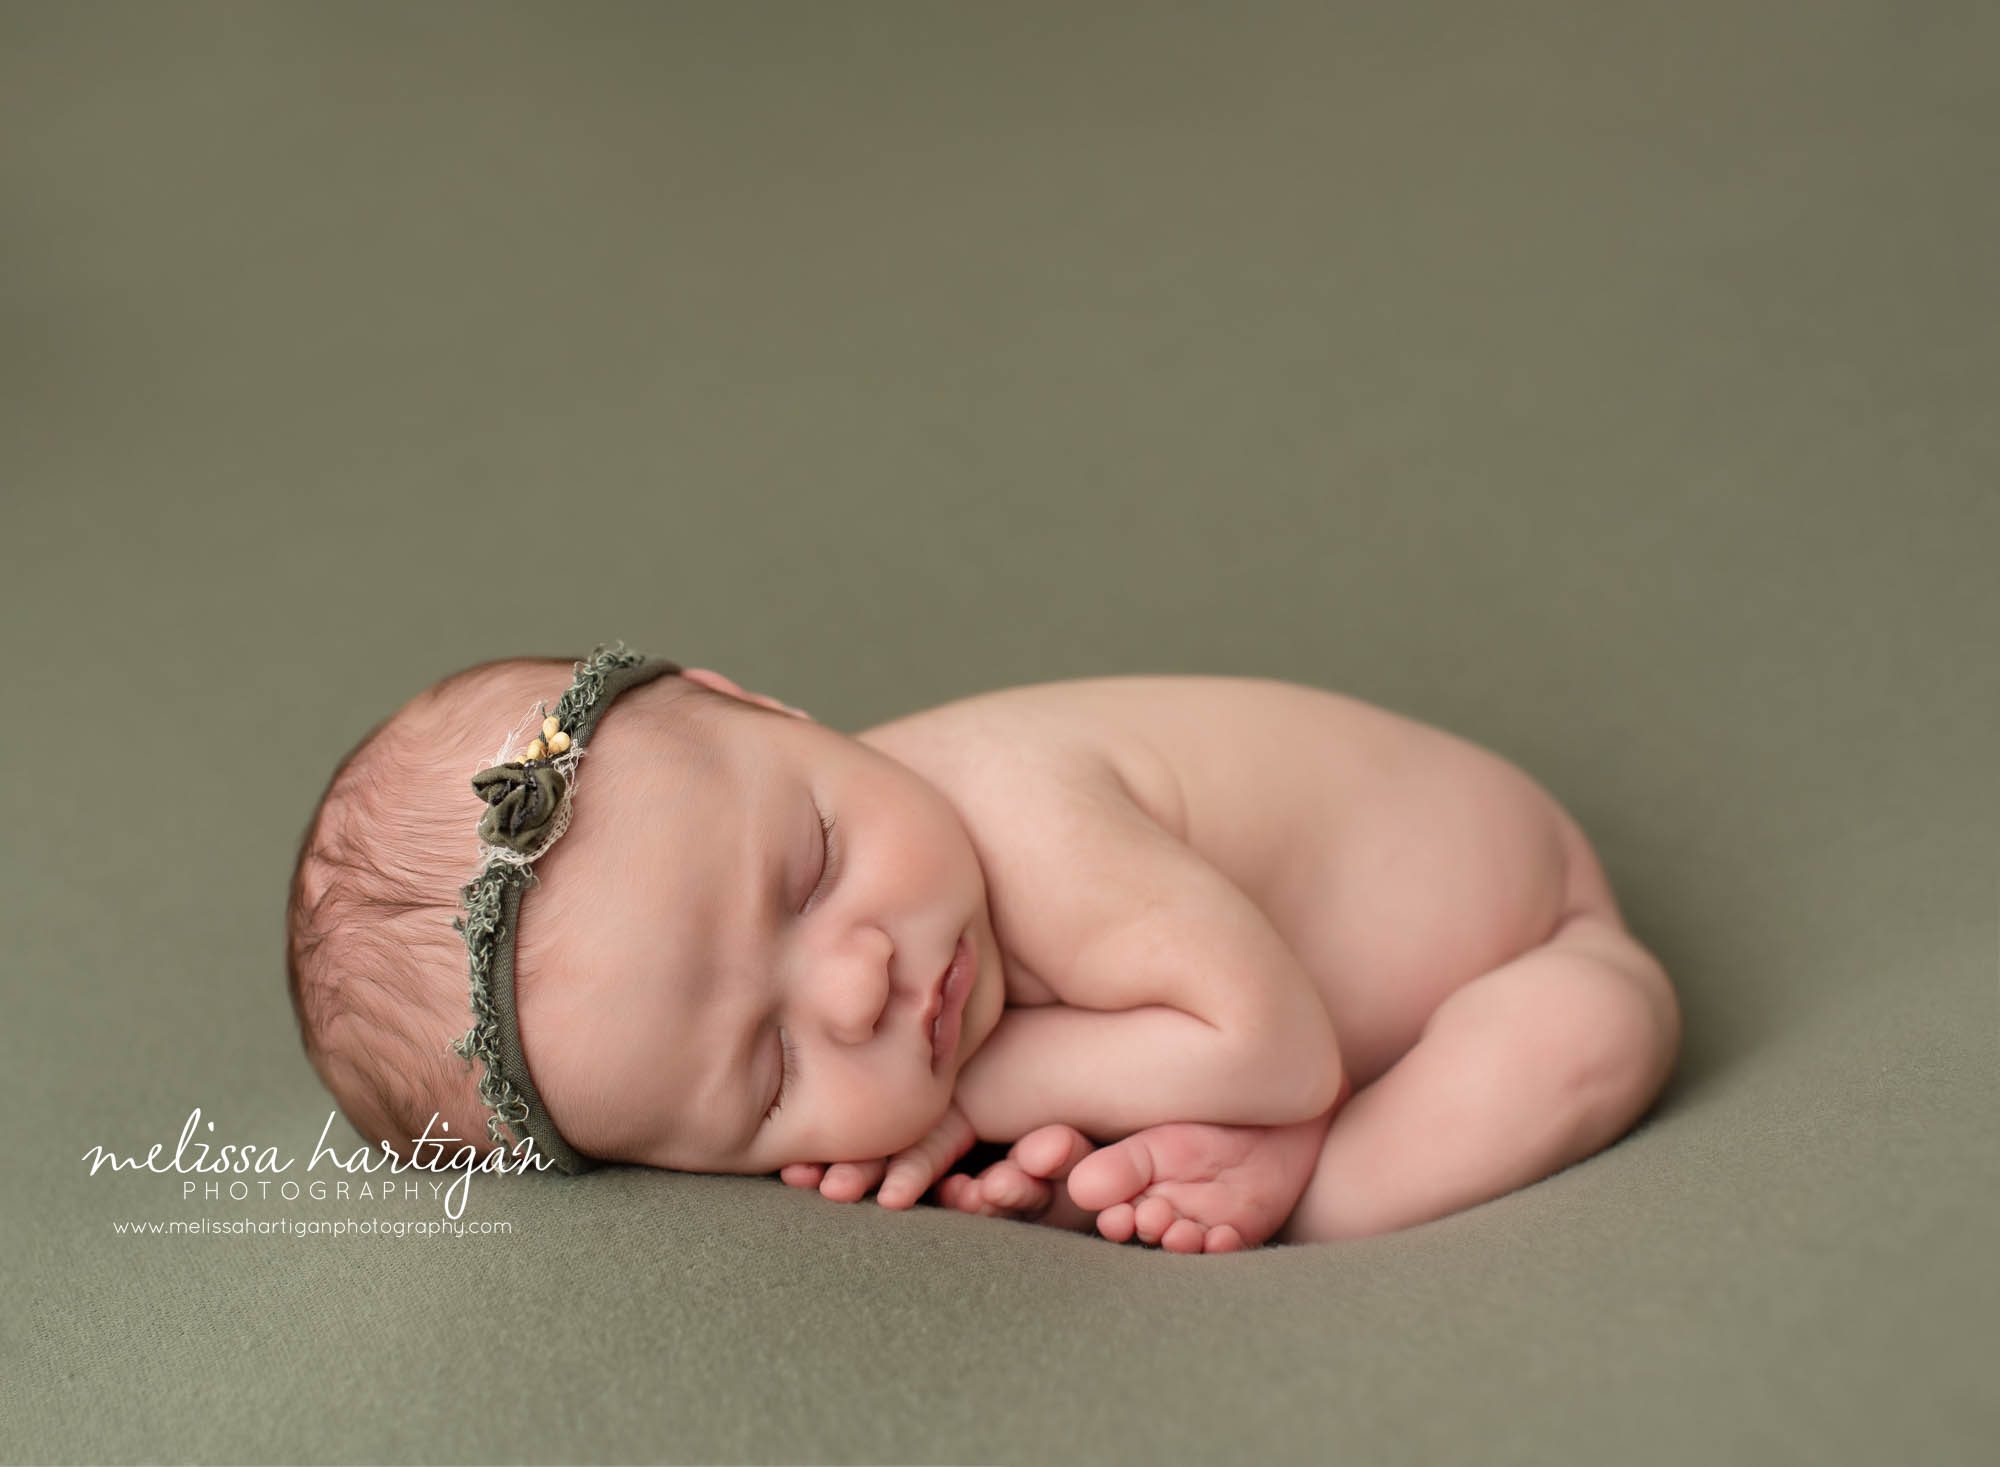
{"left": 286, "top": 646, "right": 1681, "bottom": 1250}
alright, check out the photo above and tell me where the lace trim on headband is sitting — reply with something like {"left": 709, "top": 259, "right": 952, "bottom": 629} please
{"left": 450, "top": 861, "right": 535, "bottom": 1145}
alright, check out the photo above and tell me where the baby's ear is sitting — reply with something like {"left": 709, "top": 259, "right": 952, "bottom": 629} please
{"left": 679, "top": 666, "right": 812, "bottom": 721}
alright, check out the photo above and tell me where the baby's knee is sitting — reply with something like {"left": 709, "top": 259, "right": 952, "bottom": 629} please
{"left": 1545, "top": 925, "right": 1681, "bottom": 1132}
{"left": 1437, "top": 917, "right": 1680, "bottom": 1128}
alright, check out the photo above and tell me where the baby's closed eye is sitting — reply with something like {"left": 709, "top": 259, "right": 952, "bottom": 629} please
{"left": 765, "top": 1030, "right": 799, "bottom": 1122}
{"left": 767, "top": 806, "right": 840, "bottom": 1123}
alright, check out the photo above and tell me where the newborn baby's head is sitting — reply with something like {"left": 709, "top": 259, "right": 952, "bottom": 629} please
{"left": 286, "top": 654, "right": 1002, "bottom": 1177}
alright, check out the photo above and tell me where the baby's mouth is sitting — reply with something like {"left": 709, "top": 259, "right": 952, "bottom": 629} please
{"left": 927, "top": 932, "right": 974, "bottom": 1073}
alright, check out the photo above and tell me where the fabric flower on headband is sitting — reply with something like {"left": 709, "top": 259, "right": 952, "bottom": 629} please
{"left": 471, "top": 715, "right": 576, "bottom": 855}
{"left": 471, "top": 762, "right": 564, "bottom": 854}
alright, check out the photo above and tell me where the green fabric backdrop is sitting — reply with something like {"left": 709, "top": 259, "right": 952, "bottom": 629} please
{"left": 5, "top": 2, "right": 1993, "bottom": 1463}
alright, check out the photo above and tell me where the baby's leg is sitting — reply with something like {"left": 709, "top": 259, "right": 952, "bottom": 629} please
{"left": 1276, "top": 908, "right": 1680, "bottom": 1244}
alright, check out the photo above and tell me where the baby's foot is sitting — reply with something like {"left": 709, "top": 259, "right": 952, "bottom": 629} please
{"left": 1064, "top": 1114, "right": 1333, "bottom": 1253}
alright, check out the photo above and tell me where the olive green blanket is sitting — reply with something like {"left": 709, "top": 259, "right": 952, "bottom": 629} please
{"left": 4, "top": 3, "right": 1992, "bottom": 1462}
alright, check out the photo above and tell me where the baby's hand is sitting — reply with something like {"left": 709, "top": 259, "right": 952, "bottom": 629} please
{"left": 936, "top": 1124, "right": 1100, "bottom": 1233}
{"left": 777, "top": 1101, "right": 979, "bottom": 1210}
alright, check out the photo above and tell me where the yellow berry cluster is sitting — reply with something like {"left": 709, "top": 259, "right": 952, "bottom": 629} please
{"left": 518, "top": 715, "right": 573, "bottom": 764}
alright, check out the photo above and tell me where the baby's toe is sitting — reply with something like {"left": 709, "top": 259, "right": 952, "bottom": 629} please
{"left": 1066, "top": 1139, "right": 1152, "bottom": 1212}
{"left": 1161, "top": 1218, "right": 1209, "bottom": 1254}
{"left": 1133, "top": 1195, "right": 1179, "bottom": 1246}
{"left": 1203, "top": 1225, "right": 1247, "bottom": 1254}
{"left": 1094, "top": 1203, "right": 1137, "bottom": 1244}
{"left": 979, "top": 1163, "right": 1050, "bottom": 1213}
{"left": 1012, "top": 1125, "right": 1094, "bottom": 1180}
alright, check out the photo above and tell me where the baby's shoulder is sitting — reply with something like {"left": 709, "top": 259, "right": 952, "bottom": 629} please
{"left": 858, "top": 680, "right": 1201, "bottom": 1002}
{"left": 855, "top": 676, "right": 1183, "bottom": 832}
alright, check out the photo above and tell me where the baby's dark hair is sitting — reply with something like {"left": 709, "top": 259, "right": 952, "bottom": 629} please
{"left": 284, "top": 654, "right": 729, "bottom": 1162}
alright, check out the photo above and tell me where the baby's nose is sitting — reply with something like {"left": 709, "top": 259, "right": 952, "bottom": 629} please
{"left": 819, "top": 931, "right": 894, "bottom": 1043}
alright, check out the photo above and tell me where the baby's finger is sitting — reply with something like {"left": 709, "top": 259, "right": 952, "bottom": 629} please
{"left": 937, "top": 1175, "right": 974, "bottom": 1212}
{"left": 877, "top": 1107, "right": 979, "bottom": 1210}
{"left": 820, "top": 1158, "right": 886, "bottom": 1202}
{"left": 939, "top": 1175, "right": 1000, "bottom": 1216}
{"left": 877, "top": 1158, "right": 936, "bottom": 1209}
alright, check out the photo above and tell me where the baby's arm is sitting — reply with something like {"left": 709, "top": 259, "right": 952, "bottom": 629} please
{"left": 938, "top": 784, "right": 1350, "bottom": 1242}
{"left": 952, "top": 1001, "right": 1331, "bottom": 1142}
{"left": 954, "top": 752, "right": 1344, "bottom": 1144}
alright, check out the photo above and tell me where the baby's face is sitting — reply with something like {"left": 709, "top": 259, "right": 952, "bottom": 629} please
{"left": 513, "top": 682, "right": 1006, "bottom": 1176}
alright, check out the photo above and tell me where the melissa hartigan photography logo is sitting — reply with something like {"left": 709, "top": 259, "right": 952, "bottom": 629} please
{"left": 81, "top": 1108, "right": 543, "bottom": 1223}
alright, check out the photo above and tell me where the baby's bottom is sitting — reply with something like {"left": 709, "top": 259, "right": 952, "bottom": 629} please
{"left": 1274, "top": 905, "right": 1679, "bottom": 1243}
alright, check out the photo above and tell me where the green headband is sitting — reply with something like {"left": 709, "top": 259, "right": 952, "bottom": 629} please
{"left": 450, "top": 642, "right": 683, "bottom": 1174}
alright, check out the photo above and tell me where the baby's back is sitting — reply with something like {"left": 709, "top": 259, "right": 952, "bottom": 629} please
{"left": 861, "top": 675, "right": 1613, "bottom": 1088}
